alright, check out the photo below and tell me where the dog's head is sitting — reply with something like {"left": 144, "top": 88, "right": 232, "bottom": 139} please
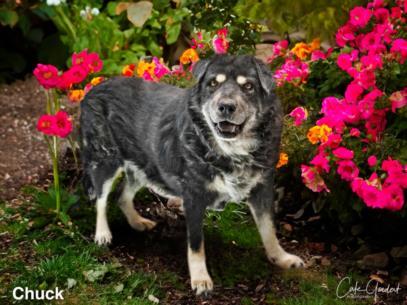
{"left": 190, "top": 55, "right": 281, "bottom": 155}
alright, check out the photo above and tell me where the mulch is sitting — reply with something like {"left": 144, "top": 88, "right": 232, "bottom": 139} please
{"left": 0, "top": 77, "right": 51, "bottom": 202}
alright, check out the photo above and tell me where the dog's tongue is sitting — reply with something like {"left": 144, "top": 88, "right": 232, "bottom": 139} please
{"left": 218, "top": 121, "right": 238, "bottom": 133}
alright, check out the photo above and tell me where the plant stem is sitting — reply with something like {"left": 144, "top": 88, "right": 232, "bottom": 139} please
{"left": 68, "top": 135, "right": 79, "bottom": 170}
{"left": 52, "top": 136, "right": 61, "bottom": 215}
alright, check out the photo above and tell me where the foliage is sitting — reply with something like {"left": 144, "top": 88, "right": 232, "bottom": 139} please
{"left": 235, "top": 0, "right": 367, "bottom": 43}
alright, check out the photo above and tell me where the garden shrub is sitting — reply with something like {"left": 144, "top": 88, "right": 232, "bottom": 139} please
{"left": 267, "top": 0, "right": 407, "bottom": 237}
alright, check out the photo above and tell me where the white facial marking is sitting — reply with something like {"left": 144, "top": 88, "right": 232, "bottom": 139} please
{"left": 216, "top": 74, "right": 226, "bottom": 83}
{"left": 236, "top": 75, "right": 247, "bottom": 85}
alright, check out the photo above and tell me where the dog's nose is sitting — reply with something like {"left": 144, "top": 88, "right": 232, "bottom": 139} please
{"left": 218, "top": 103, "right": 236, "bottom": 116}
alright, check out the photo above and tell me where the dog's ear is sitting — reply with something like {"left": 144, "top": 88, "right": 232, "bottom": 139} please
{"left": 192, "top": 59, "right": 210, "bottom": 82}
{"left": 253, "top": 58, "right": 275, "bottom": 95}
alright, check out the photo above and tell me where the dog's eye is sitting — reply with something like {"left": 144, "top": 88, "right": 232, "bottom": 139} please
{"left": 209, "top": 79, "right": 218, "bottom": 88}
{"left": 243, "top": 82, "right": 254, "bottom": 91}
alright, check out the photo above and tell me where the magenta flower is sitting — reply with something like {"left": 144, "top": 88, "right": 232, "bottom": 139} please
{"left": 345, "top": 82, "right": 364, "bottom": 103}
{"left": 336, "top": 24, "right": 356, "bottom": 47}
{"left": 383, "top": 184, "right": 404, "bottom": 211}
{"left": 389, "top": 90, "right": 407, "bottom": 112}
{"left": 301, "top": 165, "right": 330, "bottom": 193}
{"left": 368, "top": 155, "right": 378, "bottom": 167}
{"left": 33, "top": 64, "right": 60, "bottom": 89}
{"left": 212, "top": 28, "right": 229, "bottom": 54}
{"left": 289, "top": 106, "right": 308, "bottom": 126}
{"left": 349, "top": 128, "right": 361, "bottom": 137}
{"left": 349, "top": 6, "right": 373, "bottom": 28}
{"left": 337, "top": 160, "right": 359, "bottom": 181}
{"left": 310, "top": 153, "right": 330, "bottom": 173}
{"left": 391, "top": 38, "right": 407, "bottom": 63}
{"left": 333, "top": 147, "right": 354, "bottom": 159}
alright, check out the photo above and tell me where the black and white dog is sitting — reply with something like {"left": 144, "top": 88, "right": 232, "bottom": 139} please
{"left": 80, "top": 55, "right": 304, "bottom": 295}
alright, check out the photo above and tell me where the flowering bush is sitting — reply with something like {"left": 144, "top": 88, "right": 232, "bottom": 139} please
{"left": 269, "top": 0, "right": 406, "bottom": 212}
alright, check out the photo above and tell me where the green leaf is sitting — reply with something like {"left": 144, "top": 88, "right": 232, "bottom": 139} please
{"left": 0, "top": 9, "right": 19, "bottom": 27}
{"left": 127, "top": 1, "right": 153, "bottom": 27}
{"left": 165, "top": 22, "right": 181, "bottom": 44}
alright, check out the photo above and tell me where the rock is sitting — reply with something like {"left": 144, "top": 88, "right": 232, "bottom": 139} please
{"left": 353, "top": 244, "right": 371, "bottom": 259}
{"left": 390, "top": 246, "right": 407, "bottom": 259}
{"left": 400, "top": 270, "right": 407, "bottom": 287}
{"left": 360, "top": 252, "right": 389, "bottom": 269}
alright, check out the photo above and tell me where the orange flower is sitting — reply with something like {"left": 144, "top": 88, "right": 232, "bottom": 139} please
{"left": 67, "top": 89, "right": 85, "bottom": 103}
{"left": 291, "top": 42, "right": 312, "bottom": 60}
{"left": 307, "top": 124, "right": 332, "bottom": 144}
{"left": 180, "top": 48, "right": 199, "bottom": 65}
{"left": 310, "top": 38, "right": 321, "bottom": 51}
{"left": 276, "top": 152, "right": 289, "bottom": 168}
{"left": 291, "top": 38, "right": 321, "bottom": 60}
{"left": 90, "top": 76, "right": 104, "bottom": 86}
{"left": 136, "top": 60, "right": 156, "bottom": 78}
{"left": 122, "top": 64, "right": 135, "bottom": 77}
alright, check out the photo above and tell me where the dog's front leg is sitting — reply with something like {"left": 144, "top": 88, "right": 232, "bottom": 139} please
{"left": 248, "top": 175, "right": 305, "bottom": 269}
{"left": 183, "top": 195, "right": 213, "bottom": 296}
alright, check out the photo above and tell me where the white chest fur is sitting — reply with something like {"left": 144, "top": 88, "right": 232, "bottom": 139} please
{"left": 207, "top": 169, "right": 263, "bottom": 203}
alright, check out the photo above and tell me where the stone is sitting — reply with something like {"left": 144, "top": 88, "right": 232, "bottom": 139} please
{"left": 390, "top": 246, "right": 407, "bottom": 259}
{"left": 360, "top": 252, "right": 389, "bottom": 269}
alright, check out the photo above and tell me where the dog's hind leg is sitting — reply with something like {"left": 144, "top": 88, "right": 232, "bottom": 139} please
{"left": 118, "top": 178, "right": 157, "bottom": 231}
{"left": 94, "top": 167, "right": 123, "bottom": 245}
{"left": 248, "top": 176, "right": 305, "bottom": 269}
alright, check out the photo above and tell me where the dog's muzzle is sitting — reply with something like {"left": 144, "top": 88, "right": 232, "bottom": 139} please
{"left": 214, "top": 120, "right": 244, "bottom": 138}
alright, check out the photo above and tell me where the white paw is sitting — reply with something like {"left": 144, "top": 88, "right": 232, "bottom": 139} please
{"left": 94, "top": 229, "right": 112, "bottom": 245}
{"left": 191, "top": 275, "right": 213, "bottom": 296}
{"left": 128, "top": 217, "right": 157, "bottom": 231}
{"left": 273, "top": 253, "right": 305, "bottom": 269}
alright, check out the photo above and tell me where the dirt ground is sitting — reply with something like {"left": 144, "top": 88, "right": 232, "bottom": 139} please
{"left": 0, "top": 77, "right": 51, "bottom": 201}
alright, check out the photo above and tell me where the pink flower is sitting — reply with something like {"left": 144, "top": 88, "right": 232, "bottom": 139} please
{"left": 37, "top": 114, "right": 57, "bottom": 136}
{"left": 337, "top": 160, "right": 359, "bottom": 181}
{"left": 274, "top": 59, "right": 309, "bottom": 86}
{"left": 349, "top": 6, "right": 372, "bottom": 28}
{"left": 310, "top": 50, "right": 326, "bottom": 61}
{"left": 33, "top": 64, "right": 60, "bottom": 89}
{"left": 351, "top": 177, "right": 364, "bottom": 197}
{"left": 301, "top": 165, "right": 330, "bottom": 193}
{"left": 289, "top": 106, "right": 308, "bottom": 126}
{"left": 368, "top": 155, "right": 377, "bottom": 167}
{"left": 85, "top": 52, "right": 103, "bottom": 73}
{"left": 345, "top": 82, "right": 364, "bottom": 103}
{"left": 365, "top": 109, "right": 387, "bottom": 142}
{"left": 336, "top": 24, "right": 356, "bottom": 47}
{"left": 358, "top": 32, "right": 382, "bottom": 53}
{"left": 212, "top": 28, "right": 229, "bottom": 54}
{"left": 374, "top": 8, "right": 390, "bottom": 23}
{"left": 360, "top": 183, "right": 384, "bottom": 208}
{"left": 390, "top": 38, "right": 407, "bottom": 63}
{"left": 267, "top": 40, "right": 289, "bottom": 63}
{"left": 361, "top": 54, "right": 383, "bottom": 70}
{"left": 383, "top": 184, "right": 404, "bottom": 210}
{"left": 152, "top": 57, "right": 170, "bottom": 79}
{"left": 62, "top": 65, "right": 89, "bottom": 86}
{"left": 54, "top": 111, "right": 73, "bottom": 138}
{"left": 354, "top": 68, "right": 376, "bottom": 90}
{"left": 337, "top": 53, "right": 353, "bottom": 71}
{"left": 333, "top": 147, "right": 354, "bottom": 159}
{"left": 389, "top": 90, "right": 407, "bottom": 112}
{"left": 72, "top": 49, "right": 88, "bottom": 66}
{"left": 350, "top": 128, "right": 361, "bottom": 137}
{"left": 310, "top": 152, "right": 330, "bottom": 173}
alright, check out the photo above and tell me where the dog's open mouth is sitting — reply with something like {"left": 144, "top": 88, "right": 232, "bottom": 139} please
{"left": 214, "top": 121, "right": 243, "bottom": 138}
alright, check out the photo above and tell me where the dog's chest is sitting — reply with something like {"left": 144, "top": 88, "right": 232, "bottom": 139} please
{"left": 207, "top": 167, "right": 263, "bottom": 204}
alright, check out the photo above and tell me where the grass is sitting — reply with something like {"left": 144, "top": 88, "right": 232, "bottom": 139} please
{"left": 0, "top": 191, "right": 371, "bottom": 305}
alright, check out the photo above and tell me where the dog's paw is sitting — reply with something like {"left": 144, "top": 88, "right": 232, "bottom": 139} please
{"left": 191, "top": 275, "right": 213, "bottom": 296}
{"left": 94, "top": 230, "right": 112, "bottom": 246}
{"left": 129, "top": 217, "right": 157, "bottom": 231}
{"left": 273, "top": 253, "right": 305, "bottom": 269}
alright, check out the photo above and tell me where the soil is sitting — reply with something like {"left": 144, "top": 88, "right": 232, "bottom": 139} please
{"left": 0, "top": 77, "right": 51, "bottom": 202}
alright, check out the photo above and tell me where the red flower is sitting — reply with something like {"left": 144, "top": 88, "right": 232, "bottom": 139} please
{"left": 33, "top": 64, "right": 60, "bottom": 89}
{"left": 85, "top": 52, "right": 103, "bottom": 73}
{"left": 54, "top": 111, "right": 73, "bottom": 138}
{"left": 37, "top": 115, "right": 56, "bottom": 136}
